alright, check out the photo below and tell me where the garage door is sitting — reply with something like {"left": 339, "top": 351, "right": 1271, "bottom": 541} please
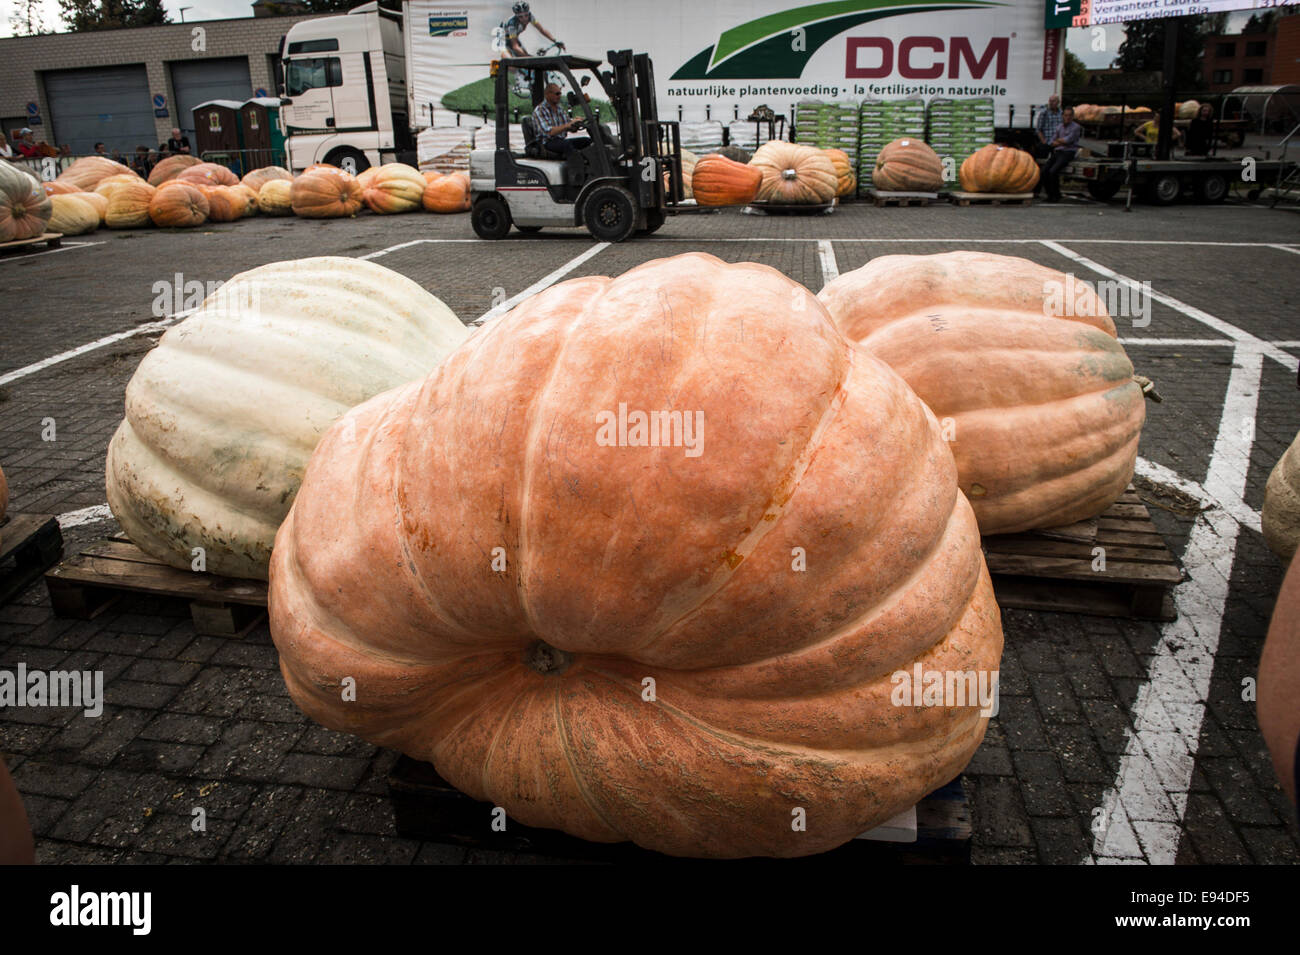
{"left": 45, "top": 65, "right": 155, "bottom": 156}
{"left": 170, "top": 58, "right": 253, "bottom": 142}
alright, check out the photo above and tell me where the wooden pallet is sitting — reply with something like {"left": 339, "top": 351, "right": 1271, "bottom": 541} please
{"left": 0, "top": 232, "right": 63, "bottom": 254}
{"left": 742, "top": 198, "right": 837, "bottom": 216}
{"left": 0, "top": 514, "right": 63, "bottom": 606}
{"left": 947, "top": 191, "right": 1034, "bottom": 207}
{"left": 388, "top": 756, "right": 970, "bottom": 863}
{"left": 983, "top": 487, "right": 1182, "bottom": 620}
{"left": 865, "top": 190, "right": 938, "bottom": 207}
{"left": 44, "top": 535, "right": 267, "bottom": 636}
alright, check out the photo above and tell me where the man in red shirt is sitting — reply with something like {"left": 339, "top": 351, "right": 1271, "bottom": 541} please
{"left": 14, "top": 128, "right": 41, "bottom": 158}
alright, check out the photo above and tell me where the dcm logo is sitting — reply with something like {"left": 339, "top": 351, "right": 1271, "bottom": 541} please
{"left": 845, "top": 36, "right": 1009, "bottom": 79}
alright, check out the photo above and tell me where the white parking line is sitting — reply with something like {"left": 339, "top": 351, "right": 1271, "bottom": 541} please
{"left": 0, "top": 310, "right": 194, "bottom": 388}
{"left": 816, "top": 239, "right": 838, "bottom": 286}
{"left": 472, "top": 242, "right": 610, "bottom": 326}
{"left": 0, "top": 240, "right": 105, "bottom": 262}
{"left": 1269, "top": 244, "right": 1300, "bottom": 257}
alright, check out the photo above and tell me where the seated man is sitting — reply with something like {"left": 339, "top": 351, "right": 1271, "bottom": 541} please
{"left": 532, "top": 82, "right": 590, "bottom": 158}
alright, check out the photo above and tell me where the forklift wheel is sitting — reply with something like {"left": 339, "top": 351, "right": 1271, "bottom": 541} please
{"left": 472, "top": 196, "right": 512, "bottom": 240}
{"left": 638, "top": 209, "right": 666, "bottom": 235}
{"left": 583, "top": 185, "right": 639, "bottom": 242}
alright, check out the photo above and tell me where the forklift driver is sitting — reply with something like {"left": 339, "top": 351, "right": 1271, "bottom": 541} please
{"left": 533, "top": 82, "right": 591, "bottom": 157}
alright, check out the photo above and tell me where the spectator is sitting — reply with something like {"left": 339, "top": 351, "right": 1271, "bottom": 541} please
{"left": 1185, "top": 103, "right": 1214, "bottom": 158}
{"left": 531, "top": 82, "right": 590, "bottom": 158}
{"left": 1034, "top": 95, "right": 1063, "bottom": 162}
{"left": 0, "top": 131, "right": 12, "bottom": 158}
{"left": 163, "top": 127, "right": 191, "bottom": 156}
{"left": 14, "top": 128, "right": 41, "bottom": 158}
{"left": 93, "top": 142, "right": 107, "bottom": 155}
{"left": 1135, "top": 110, "right": 1182, "bottom": 146}
{"left": 131, "top": 145, "right": 156, "bottom": 176}
{"left": 1042, "top": 106, "right": 1082, "bottom": 203}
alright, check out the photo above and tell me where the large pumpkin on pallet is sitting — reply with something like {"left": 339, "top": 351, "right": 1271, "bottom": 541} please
{"left": 1263, "top": 432, "right": 1300, "bottom": 561}
{"left": 819, "top": 251, "right": 1145, "bottom": 535}
{"left": 104, "top": 181, "right": 156, "bottom": 229}
{"left": 47, "top": 194, "right": 100, "bottom": 235}
{"left": 873, "top": 138, "right": 944, "bottom": 192}
{"left": 149, "top": 183, "right": 209, "bottom": 228}
{"left": 364, "top": 163, "right": 426, "bottom": 214}
{"left": 750, "top": 142, "right": 838, "bottom": 204}
{"left": 823, "top": 148, "right": 856, "bottom": 197}
{"left": 0, "top": 162, "right": 53, "bottom": 242}
{"left": 291, "top": 167, "right": 364, "bottom": 218}
{"left": 958, "top": 144, "right": 1039, "bottom": 194}
{"left": 148, "top": 155, "right": 202, "bottom": 186}
{"left": 691, "top": 153, "right": 762, "bottom": 206}
{"left": 421, "top": 171, "right": 470, "bottom": 213}
{"left": 268, "top": 252, "right": 1003, "bottom": 858}
{"left": 55, "top": 156, "right": 133, "bottom": 191}
{"left": 106, "top": 257, "right": 470, "bottom": 581}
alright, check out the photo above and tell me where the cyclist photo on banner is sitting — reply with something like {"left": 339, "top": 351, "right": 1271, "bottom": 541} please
{"left": 491, "top": 2, "right": 566, "bottom": 97}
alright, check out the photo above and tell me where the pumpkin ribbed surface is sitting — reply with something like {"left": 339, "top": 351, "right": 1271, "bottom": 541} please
{"left": 873, "top": 138, "right": 944, "bottom": 192}
{"left": 958, "top": 144, "right": 1039, "bottom": 193}
{"left": 104, "top": 180, "right": 155, "bottom": 229}
{"left": 41, "top": 181, "right": 81, "bottom": 196}
{"left": 364, "top": 163, "right": 426, "bottom": 214}
{"left": 0, "top": 162, "right": 53, "bottom": 241}
{"left": 176, "top": 162, "right": 240, "bottom": 187}
{"left": 257, "top": 179, "right": 293, "bottom": 215}
{"left": 78, "top": 190, "right": 108, "bottom": 223}
{"left": 106, "top": 256, "right": 470, "bottom": 580}
{"left": 1263, "top": 433, "right": 1300, "bottom": 561}
{"left": 55, "top": 156, "right": 134, "bottom": 191}
{"left": 819, "top": 251, "right": 1143, "bottom": 534}
{"left": 47, "top": 194, "right": 100, "bottom": 235}
{"left": 148, "top": 182, "right": 209, "bottom": 228}
{"left": 291, "top": 168, "right": 363, "bottom": 218}
{"left": 421, "top": 171, "right": 470, "bottom": 213}
{"left": 750, "top": 142, "right": 838, "bottom": 204}
{"left": 199, "top": 185, "right": 245, "bottom": 222}
{"left": 823, "top": 148, "right": 856, "bottom": 197}
{"left": 690, "top": 153, "right": 762, "bottom": 206}
{"left": 268, "top": 252, "right": 1003, "bottom": 858}
{"left": 94, "top": 174, "right": 145, "bottom": 198}
{"left": 148, "top": 155, "right": 202, "bottom": 186}
{"left": 241, "top": 165, "right": 292, "bottom": 193}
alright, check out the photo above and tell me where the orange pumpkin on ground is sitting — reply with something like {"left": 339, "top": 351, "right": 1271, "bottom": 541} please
{"left": 749, "top": 142, "right": 838, "bottom": 204}
{"left": 823, "top": 148, "right": 856, "bottom": 197}
{"left": 241, "top": 165, "right": 292, "bottom": 193}
{"left": 199, "top": 185, "right": 246, "bottom": 222}
{"left": 148, "top": 182, "right": 209, "bottom": 228}
{"left": 268, "top": 251, "right": 1004, "bottom": 859}
{"left": 148, "top": 154, "right": 202, "bottom": 186}
{"left": 257, "top": 179, "right": 293, "bottom": 215}
{"left": 0, "top": 162, "right": 53, "bottom": 241}
{"left": 958, "top": 144, "right": 1040, "bottom": 194}
{"left": 421, "top": 171, "right": 470, "bottom": 213}
{"left": 873, "top": 138, "right": 945, "bottom": 192}
{"left": 231, "top": 183, "right": 260, "bottom": 215}
{"left": 104, "top": 180, "right": 156, "bottom": 229}
{"left": 95, "top": 174, "right": 145, "bottom": 198}
{"left": 818, "top": 251, "right": 1144, "bottom": 534}
{"left": 364, "top": 163, "right": 426, "bottom": 214}
{"left": 690, "top": 153, "right": 762, "bottom": 206}
{"left": 55, "top": 156, "right": 134, "bottom": 191}
{"left": 176, "top": 162, "right": 240, "bottom": 188}
{"left": 291, "top": 167, "right": 364, "bottom": 218}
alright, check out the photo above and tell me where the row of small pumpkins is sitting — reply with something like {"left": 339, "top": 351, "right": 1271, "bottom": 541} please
{"left": 0, "top": 154, "right": 472, "bottom": 240}
{"left": 97, "top": 247, "right": 1148, "bottom": 856}
{"left": 681, "top": 138, "right": 1039, "bottom": 206}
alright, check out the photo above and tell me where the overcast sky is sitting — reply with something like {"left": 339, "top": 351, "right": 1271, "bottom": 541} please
{"left": 0, "top": 1, "right": 1262, "bottom": 65}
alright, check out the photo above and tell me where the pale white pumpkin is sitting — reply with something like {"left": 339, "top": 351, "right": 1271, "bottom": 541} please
{"left": 106, "top": 256, "right": 471, "bottom": 580}
{"left": 1263, "top": 432, "right": 1300, "bottom": 561}
{"left": 47, "top": 194, "right": 100, "bottom": 235}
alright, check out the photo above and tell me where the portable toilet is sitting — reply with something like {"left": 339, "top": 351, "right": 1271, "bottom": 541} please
{"left": 240, "top": 97, "right": 286, "bottom": 168}
{"left": 192, "top": 100, "right": 243, "bottom": 157}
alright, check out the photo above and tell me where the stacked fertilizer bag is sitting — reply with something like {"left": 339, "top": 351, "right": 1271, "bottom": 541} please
{"left": 727, "top": 118, "right": 784, "bottom": 154}
{"left": 858, "top": 96, "right": 926, "bottom": 193}
{"left": 472, "top": 124, "right": 527, "bottom": 153}
{"left": 792, "top": 101, "right": 860, "bottom": 170}
{"left": 679, "top": 119, "right": 726, "bottom": 155}
{"left": 926, "top": 97, "right": 995, "bottom": 191}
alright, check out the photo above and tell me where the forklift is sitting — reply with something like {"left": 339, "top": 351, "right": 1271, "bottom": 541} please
{"left": 469, "top": 49, "right": 684, "bottom": 241}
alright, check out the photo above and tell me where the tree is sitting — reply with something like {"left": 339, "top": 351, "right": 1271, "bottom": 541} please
{"left": 1115, "top": 16, "right": 1214, "bottom": 92}
{"left": 8, "top": 0, "right": 48, "bottom": 35}
{"left": 1242, "top": 12, "right": 1275, "bottom": 34}
{"left": 1063, "top": 50, "right": 1088, "bottom": 91}
{"left": 57, "top": 0, "right": 170, "bottom": 31}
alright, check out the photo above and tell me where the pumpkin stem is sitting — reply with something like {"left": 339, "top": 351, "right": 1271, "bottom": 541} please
{"left": 524, "top": 640, "right": 572, "bottom": 675}
{"left": 782, "top": 168, "right": 797, "bottom": 180}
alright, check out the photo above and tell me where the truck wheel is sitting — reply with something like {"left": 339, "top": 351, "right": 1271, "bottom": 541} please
{"left": 472, "top": 196, "right": 512, "bottom": 240}
{"left": 1198, "top": 174, "right": 1228, "bottom": 204}
{"left": 1144, "top": 174, "right": 1181, "bottom": 205}
{"left": 1086, "top": 180, "right": 1122, "bottom": 201}
{"left": 583, "top": 185, "right": 638, "bottom": 242}
{"left": 325, "top": 147, "right": 370, "bottom": 176}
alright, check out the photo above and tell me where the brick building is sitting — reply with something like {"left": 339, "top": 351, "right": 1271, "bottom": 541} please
{"left": 1202, "top": 17, "right": 1300, "bottom": 92}
{"left": 0, "top": 10, "right": 318, "bottom": 156}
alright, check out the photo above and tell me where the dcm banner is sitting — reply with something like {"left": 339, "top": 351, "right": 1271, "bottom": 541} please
{"left": 406, "top": 0, "right": 1061, "bottom": 128}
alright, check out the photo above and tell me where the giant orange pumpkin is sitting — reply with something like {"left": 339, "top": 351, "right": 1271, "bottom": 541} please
{"left": 823, "top": 148, "right": 856, "bottom": 197}
{"left": 819, "top": 251, "right": 1144, "bottom": 534}
{"left": 41, "top": 180, "right": 81, "bottom": 196}
{"left": 421, "top": 171, "right": 470, "bottom": 213}
{"left": 873, "top": 138, "right": 945, "bottom": 192}
{"left": 148, "top": 154, "right": 202, "bottom": 186}
{"left": 749, "top": 142, "right": 838, "bottom": 204}
{"left": 291, "top": 167, "right": 364, "bottom": 218}
{"left": 94, "top": 173, "right": 145, "bottom": 198}
{"left": 958, "top": 144, "right": 1040, "bottom": 193}
{"left": 690, "top": 154, "right": 762, "bottom": 206}
{"left": 55, "top": 156, "right": 134, "bottom": 191}
{"left": 241, "top": 165, "right": 292, "bottom": 193}
{"left": 104, "top": 180, "right": 156, "bottom": 229}
{"left": 364, "top": 163, "right": 426, "bottom": 214}
{"left": 177, "top": 162, "right": 240, "bottom": 187}
{"left": 268, "top": 252, "right": 1004, "bottom": 858}
{"left": 199, "top": 185, "right": 246, "bottom": 222}
{"left": 149, "top": 182, "right": 209, "bottom": 228}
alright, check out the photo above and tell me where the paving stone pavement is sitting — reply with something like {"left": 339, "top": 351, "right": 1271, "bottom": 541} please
{"left": 1, "top": 198, "right": 1298, "bottom": 864}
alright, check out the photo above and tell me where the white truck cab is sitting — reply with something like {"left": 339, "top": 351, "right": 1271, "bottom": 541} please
{"left": 278, "top": 1, "right": 412, "bottom": 172}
